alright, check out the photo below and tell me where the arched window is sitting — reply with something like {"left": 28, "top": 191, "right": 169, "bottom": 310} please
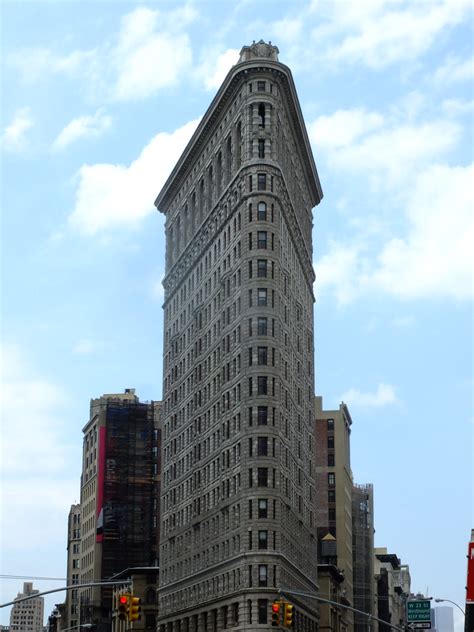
{"left": 145, "top": 588, "right": 156, "bottom": 604}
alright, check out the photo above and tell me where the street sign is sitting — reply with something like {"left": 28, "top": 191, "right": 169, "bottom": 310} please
{"left": 407, "top": 600, "right": 431, "bottom": 623}
{"left": 413, "top": 623, "right": 431, "bottom": 629}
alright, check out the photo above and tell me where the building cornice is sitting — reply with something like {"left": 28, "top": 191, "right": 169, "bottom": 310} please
{"left": 155, "top": 58, "right": 322, "bottom": 213}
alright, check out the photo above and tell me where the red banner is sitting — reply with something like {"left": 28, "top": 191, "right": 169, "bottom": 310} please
{"left": 96, "top": 426, "right": 106, "bottom": 543}
{"left": 467, "top": 541, "right": 474, "bottom": 603}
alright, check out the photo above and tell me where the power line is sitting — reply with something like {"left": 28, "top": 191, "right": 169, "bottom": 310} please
{"left": 0, "top": 576, "right": 67, "bottom": 581}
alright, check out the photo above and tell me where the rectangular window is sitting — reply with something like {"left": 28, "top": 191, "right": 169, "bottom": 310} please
{"left": 248, "top": 468, "right": 253, "bottom": 487}
{"left": 329, "top": 508, "right": 336, "bottom": 521}
{"left": 258, "top": 498, "right": 268, "bottom": 518}
{"left": 248, "top": 174, "right": 253, "bottom": 191}
{"left": 257, "top": 202, "right": 267, "bottom": 221}
{"left": 258, "top": 530, "right": 268, "bottom": 549}
{"left": 258, "top": 599, "right": 268, "bottom": 624}
{"left": 258, "top": 564, "right": 268, "bottom": 586}
{"left": 257, "top": 231, "right": 267, "bottom": 248}
{"left": 257, "top": 376, "right": 268, "bottom": 394}
{"left": 257, "top": 467, "right": 268, "bottom": 487}
{"left": 257, "top": 436, "right": 268, "bottom": 456}
{"left": 257, "top": 406, "right": 268, "bottom": 425}
{"left": 248, "top": 348, "right": 253, "bottom": 366}
{"left": 328, "top": 472, "right": 335, "bottom": 486}
{"left": 327, "top": 435, "right": 334, "bottom": 449}
{"left": 248, "top": 233, "right": 253, "bottom": 250}
{"left": 257, "top": 173, "right": 266, "bottom": 190}
{"left": 257, "top": 346, "right": 268, "bottom": 365}
{"left": 258, "top": 139, "right": 265, "bottom": 158}
{"left": 257, "top": 259, "right": 267, "bottom": 277}
{"left": 327, "top": 418, "right": 334, "bottom": 430}
{"left": 328, "top": 490, "right": 336, "bottom": 503}
{"left": 328, "top": 453, "right": 335, "bottom": 466}
{"left": 248, "top": 260, "right": 253, "bottom": 278}
{"left": 257, "top": 81, "right": 266, "bottom": 91}
{"left": 257, "top": 288, "right": 267, "bottom": 306}
{"left": 257, "top": 317, "right": 267, "bottom": 335}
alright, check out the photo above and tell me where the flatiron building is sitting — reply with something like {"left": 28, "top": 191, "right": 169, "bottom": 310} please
{"left": 156, "top": 41, "right": 323, "bottom": 631}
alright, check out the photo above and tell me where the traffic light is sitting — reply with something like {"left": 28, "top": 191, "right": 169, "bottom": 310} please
{"left": 129, "top": 595, "right": 141, "bottom": 622}
{"left": 283, "top": 602, "right": 295, "bottom": 628}
{"left": 271, "top": 600, "right": 281, "bottom": 627}
{"left": 118, "top": 594, "right": 130, "bottom": 620}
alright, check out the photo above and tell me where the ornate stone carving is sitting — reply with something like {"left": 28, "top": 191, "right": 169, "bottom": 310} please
{"left": 239, "top": 39, "right": 279, "bottom": 63}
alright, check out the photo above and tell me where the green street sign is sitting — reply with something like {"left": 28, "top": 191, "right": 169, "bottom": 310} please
{"left": 407, "top": 600, "right": 431, "bottom": 622}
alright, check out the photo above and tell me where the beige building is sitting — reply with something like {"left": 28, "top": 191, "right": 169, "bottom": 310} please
{"left": 111, "top": 567, "right": 159, "bottom": 632}
{"left": 156, "top": 40, "right": 323, "bottom": 630}
{"left": 314, "top": 396, "right": 354, "bottom": 630}
{"left": 63, "top": 504, "right": 81, "bottom": 630}
{"left": 9, "top": 582, "right": 44, "bottom": 632}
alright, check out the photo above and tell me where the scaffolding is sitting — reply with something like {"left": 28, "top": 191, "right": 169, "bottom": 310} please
{"left": 352, "top": 483, "right": 375, "bottom": 632}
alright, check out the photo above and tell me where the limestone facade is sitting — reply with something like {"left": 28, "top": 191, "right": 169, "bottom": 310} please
{"left": 156, "top": 41, "right": 323, "bottom": 631}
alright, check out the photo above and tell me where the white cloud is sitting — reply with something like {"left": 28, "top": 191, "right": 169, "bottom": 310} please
{"left": 53, "top": 109, "right": 112, "bottom": 151}
{"left": 112, "top": 7, "right": 194, "bottom": 101}
{"left": 371, "top": 163, "right": 474, "bottom": 300}
{"left": 0, "top": 344, "right": 78, "bottom": 551}
{"left": 0, "top": 344, "right": 75, "bottom": 476}
{"left": 340, "top": 382, "right": 398, "bottom": 408}
{"left": 315, "top": 0, "right": 472, "bottom": 69}
{"left": 68, "top": 118, "right": 200, "bottom": 234}
{"left": 311, "top": 108, "right": 460, "bottom": 187}
{"left": 316, "top": 163, "right": 474, "bottom": 303}
{"left": 309, "top": 108, "right": 385, "bottom": 149}
{"left": 432, "top": 54, "right": 474, "bottom": 84}
{"left": 441, "top": 98, "right": 474, "bottom": 117}
{"left": 314, "top": 242, "right": 368, "bottom": 306}
{"left": 7, "top": 47, "right": 96, "bottom": 83}
{"left": 1, "top": 107, "right": 34, "bottom": 152}
{"left": 198, "top": 48, "right": 240, "bottom": 91}
{"left": 6, "top": 5, "right": 197, "bottom": 103}
{"left": 72, "top": 339, "right": 97, "bottom": 355}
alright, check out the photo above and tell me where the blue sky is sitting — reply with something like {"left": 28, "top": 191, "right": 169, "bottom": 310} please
{"left": 1, "top": 0, "right": 472, "bottom": 628}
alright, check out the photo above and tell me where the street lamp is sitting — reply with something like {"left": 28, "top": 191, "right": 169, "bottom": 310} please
{"left": 434, "top": 598, "right": 465, "bottom": 617}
